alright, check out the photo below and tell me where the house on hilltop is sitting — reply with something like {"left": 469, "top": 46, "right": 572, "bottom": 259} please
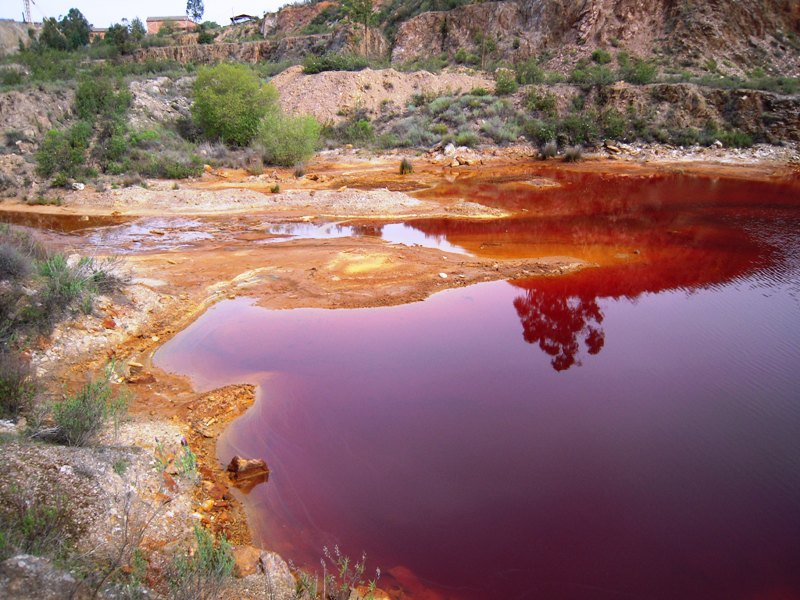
{"left": 145, "top": 16, "right": 197, "bottom": 35}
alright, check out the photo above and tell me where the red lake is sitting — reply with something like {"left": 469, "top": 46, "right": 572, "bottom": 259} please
{"left": 154, "top": 169, "right": 800, "bottom": 600}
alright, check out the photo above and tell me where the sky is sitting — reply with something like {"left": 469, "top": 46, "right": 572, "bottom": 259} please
{"left": 1, "top": 0, "right": 289, "bottom": 28}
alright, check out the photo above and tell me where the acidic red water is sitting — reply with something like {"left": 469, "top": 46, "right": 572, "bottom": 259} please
{"left": 155, "top": 171, "right": 800, "bottom": 600}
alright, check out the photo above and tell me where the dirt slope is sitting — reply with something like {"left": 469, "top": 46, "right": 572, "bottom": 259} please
{"left": 272, "top": 65, "right": 492, "bottom": 123}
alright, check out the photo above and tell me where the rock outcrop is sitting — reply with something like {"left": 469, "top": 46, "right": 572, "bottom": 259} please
{"left": 391, "top": 0, "right": 800, "bottom": 74}
{"left": 133, "top": 25, "right": 388, "bottom": 65}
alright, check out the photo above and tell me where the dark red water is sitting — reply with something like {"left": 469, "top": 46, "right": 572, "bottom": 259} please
{"left": 155, "top": 171, "right": 800, "bottom": 600}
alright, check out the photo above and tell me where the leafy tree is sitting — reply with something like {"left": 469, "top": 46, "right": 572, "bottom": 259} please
{"left": 191, "top": 64, "right": 278, "bottom": 146}
{"left": 39, "top": 17, "right": 67, "bottom": 51}
{"left": 187, "top": 0, "right": 205, "bottom": 23}
{"left": 341, "top": 0, "right": 374, "bottom": 42}
{"left": 130, "top": 18, "right": 146, "bottom": 43}
{"left": 59, "top": 8, "right": 90, "bottom": 50}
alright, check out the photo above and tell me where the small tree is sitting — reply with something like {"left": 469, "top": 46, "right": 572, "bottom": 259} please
{"left": 192, "top": 64, "right": 278, "bottom": 146}
{"left": 341, "top": 0, "right": 374, "bottom": 54}
{"left": 256, "top": 111, "right": 321, "bottom": 166}
{"left": 130, "top": 18, "right": 146, "bottom": 43}
{"left": 39, "top": 17, "right": 67, "bottom": 51}
{"left": 187, "top": 0, "right": 205, "bottom": 23}
{"left": 58, "top": 8, "right": 90, "bottom": 50}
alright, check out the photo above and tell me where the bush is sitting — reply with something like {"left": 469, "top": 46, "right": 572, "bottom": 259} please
{"left": 0, "top": 491, "right": 74, "bottom": 562}
{"left": 470, "top": 87, "right": 490, "bottom": 96}
{"left": 343, "top": 119, "right": 375, "bottom": 145}
{"left": 455, "top": 130, "right": 479, "bottom": 147}
{"left": 525, "top": 89, "right": 557, "bottom": 116}
{"left": 494, "top": 69, "right": 518, "bottom": 96}
{"left": 0, "top": 352, "right": 36, "bottom": 418}
{"left": 524, "top": 119, "right": 557, "bottom": 144}
{"left": 539, "top": 141, "right": 557, "bottom": 159}
{"left": 563, "top": 145, "right": 583, "bottom": 162}
{"left": 75, "top": 76, "right": 131, "bottom": 121}
{"left": 257, "top": 112, "right": 321, "bottom": 166}
{"left": 558, "top": 113, "right": 599, "bottom": 144}
{"left": 51, "top": 363, "right": 128, "bottom": 446}
{"left": 515, "top": 59, "right": 545, "bottom": 85}
{"left": 399, "top": 158, "right": 413, "bottom": 174}
{"left": 35, "top": 122, "right": 92, "bottom": 179}
{"left": 192, "top": 64, "right": 279, "bottom": 146}
{"left": 591, "top": 49, "right": 612, "bottom": 64}
{"left": 169, "top": 526, "right": 234, "bottom": 600}
{"left": 302, "top": 53, "right": 369, "bottom": 74}
{"left": 570, "top": 63, "right": 616, "bottom": 88}
{"left": 0, "top": 243, "right": 32, "bottom": 280}
{"left": 618, "top": 53, "right": 657, "bottom": 84}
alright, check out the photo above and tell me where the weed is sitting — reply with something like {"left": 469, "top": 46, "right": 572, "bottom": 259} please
{"left": 302, "top": 53, "right": 370, "bottom": 74}
{"left": 168, "top": 526, "right": 234, "bottom": 600}
{"left": 539, "top": 141, "right": 558, "bottom": 159}
{"left": 592, "top": 49, "right": 612, "bottom": 64}
{"left": 294, "top": 546, "right": 380, "bottom": 600}
{"left": 455, "top": 130, "right": 479, "bottom": 147}
{"left": 270, "top": 183, "right": 281, "bottom": 194}
{"left": 178, "top": 438, "right": 198, "bottom": 478}
{"left": 494, "top": 68, "right": 519, "bottom": 96}
{"left": 49, "top": 363, "right": 129, "bottom": 447}
{"left": 0, "top": 352, "right": 37, "bottom": 418}
{"left": 563, "top": 145, "right": 584, "bottom": 162}
{"left": 113, "top": 457, "right": 130, "bottom": 476}
{"left": 0, "top": 488, "right": 74, "bottom": 561}
{"left": 524, "top": 89, "right": 557, "bottom": 116}
{"left": 399, "top": 158, "right": 413, "bottom": 175}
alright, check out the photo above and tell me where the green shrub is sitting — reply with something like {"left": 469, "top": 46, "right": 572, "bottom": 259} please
{"left": 601, "top": 109, "right": 627, "bottom": 139}
{"left": 470, "top": 87, "right": 490, "bottom": 96}
{"left": 455, "top": 130, "right": 479, "bottom": 147}
{"left": 399, "top": 158, "right": 413, "bottom": 175}
{"left": 75, "top": 76, "right": 131, "bottom": 121}
{"left": 524, "top": 119, "right": 557, "bottom": 144}
{"left": 344, "top": 119, "right": 375, "bottom": 144}
{"left": 257, "top": 112, "right": 321, "bottom": 166}
{"left": 481, "top": 117, "right": 520, "bottom": 144}
{"left": 0, "top": 352, "right": 36, "bottom": 418}
{"left": 515, "top": 59, "right": 545, "bottom": 85}
{"left": 591, "top": 49, "right": 612, "bottom": 64}
{"left": 618, "top": 53, "right": 657, "bottom": 84}
{"left": 0, "top": 491, "right": 74, "bottom": 562}
{"left": 302, "top": 53, "right": 369, "bottom": 74}
{"left": 0, "top": 70, "right": 24, "bottom": 86}
{"left": 169, "top": 526, "right": 234, "bottom": 600}
{"left": 192, "top": 64, "right": 279, "bottom": 146}
{"left": 570, "top": 64, "right": 616, "bottom": 88}
{"left": 716, "top": 129, "right": 754, "bottom": 148}
{"left": 525, "top": 89, "right": 557, "bottom": 116}
{"left": 494, "top": 69, "right": 518, "bottom": 96}
{"left": 35, "top": 122, "right": 92, "bottom": 179}
{"left": 51, "top": 363, "right": 128, "bottom": 446}
{"left": 558, "top": 113, "right": 599, "bottom": 144}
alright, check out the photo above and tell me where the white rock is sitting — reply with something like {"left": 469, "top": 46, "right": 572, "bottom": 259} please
{"left": 439, "top": 272, "right": 448, "bottom": 279}
{"left": 71, "top": 182, "right": 85, "bottom": 190}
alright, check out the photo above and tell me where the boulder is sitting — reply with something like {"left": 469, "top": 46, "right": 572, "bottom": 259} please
{"left": 226, "top": 456, "right": 269, "bottom": 492}
{"left": 259, "top": 551, "right": 296, "bottom": 600}
{"left": 0, "top": 555, "right": 95, "bottom": 599}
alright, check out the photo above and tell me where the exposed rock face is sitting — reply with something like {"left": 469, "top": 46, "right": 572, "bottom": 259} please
{"left": 271, "top": 65, "right": 492, "bottom": 124}
{"left": 0, "top": 20, "right": 34, "bottom": 58}
{"left": 391, "top": 0, "right": 800, "bottom": 74}
{"left": 133, "top": 26, "right": 388, "bottom": 64}
{"left": 0, "top": 555, "right": 94, "bottom": 600}
{"left": 0, "top": 88, "right": 74, "bottom": 140}
{"left": 262, "top": 1, "right": 337, "bottom": 37}
{"left": 596, "top": 82, "right": 800, "bottom": 142}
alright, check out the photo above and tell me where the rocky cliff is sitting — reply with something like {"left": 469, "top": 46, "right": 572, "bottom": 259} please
{"left": 392, "top": 0, "right": 800, "bottom": 74}
{"left": 133, "top": 25, "right": 388, "bottom": 64}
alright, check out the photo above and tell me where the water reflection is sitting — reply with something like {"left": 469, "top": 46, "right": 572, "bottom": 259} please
{"left": 514, "top": 284, "right": 604, "bottom": 371}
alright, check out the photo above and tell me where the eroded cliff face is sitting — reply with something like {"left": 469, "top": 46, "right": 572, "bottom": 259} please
{"left": 391, "top": 0, "right": 800, "bottom": 74}
{"left": 133, "top": 25, "right": 388, "bottom": 64}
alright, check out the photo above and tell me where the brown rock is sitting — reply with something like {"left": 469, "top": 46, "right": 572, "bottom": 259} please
{"left": 226, "top": 456, "right": 269, "bottom": 493}
{"left": 102, "top": 317, "right": 116, "bottom": 329}
{"left": 232, "top": 545, "right": 262, "bottom": 578}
